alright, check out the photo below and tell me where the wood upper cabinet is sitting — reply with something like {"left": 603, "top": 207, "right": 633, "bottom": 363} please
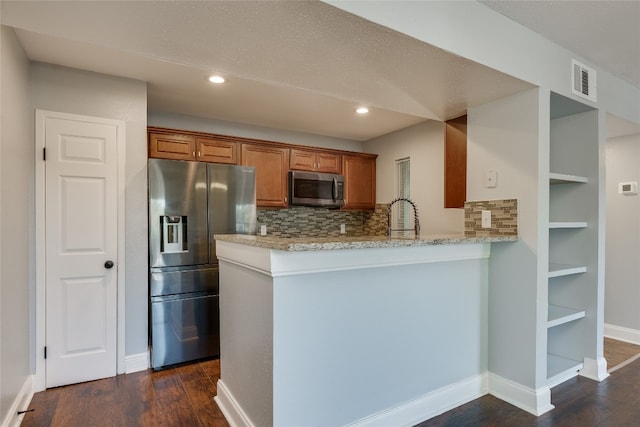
{"left": 196, "top": 137, "right": 237, "bottom": 164}
{"left": 241, "top": 143, "right": 290, "bottom": 207}
{"left": 290, "top": 149, "right": 341, "bottom": 174}
{"left": 444, "top": 115, "right": 467, "bottom": 208}
{"left": 149, "top": 127, "right": 378, "bottom": 210}
{"left": 342, "top": 154, "right": 377, "bottom": 210}
{"left": 149, "top": 132, "right": 196, "bottom": 160}
{"left": 149, "top": 131, "right": 238, "bottom": 164}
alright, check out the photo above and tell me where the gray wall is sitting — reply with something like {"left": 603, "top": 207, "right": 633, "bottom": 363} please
{"left": 364, "top": 120, "right": 464, "bottom": 234}
{"left": 605, "top": 134, "right": 640, "bottom": 333}
{"left": 467, "top": 89, "right": 543, "bottom": 389}
{"left": 1, "top": 25, "right": 32, "bottom": 424}
{"left": 30, "top": 63, "right": 149, "bottom": 356}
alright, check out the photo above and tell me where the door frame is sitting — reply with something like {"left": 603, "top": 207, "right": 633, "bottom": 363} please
{"left": 34, "top": 109, "right": 126, "bottom": 391}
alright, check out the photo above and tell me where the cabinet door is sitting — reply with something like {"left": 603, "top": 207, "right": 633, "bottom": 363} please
{"left": 241, "top": 144, "right": 289, "bottom": 207}
{"left": 444, "top": 115, "right": 467, "bottom": 208}
{"left": 149, "top": 133, "right": 195, "bottom": 160}
{"left": 196, "top": 137, "right": 237, "bottom": 164}
{"left": 290, "top": 149, "right": 316, "bottom": 171}
{"left": 342, "top": 154, "right": 376, "bottom": 210}
{"left": 290, "top": 149, "right": 341, "bottom": 174}
{"left": 316, "top": 152, "right": 341, "bottom": 174}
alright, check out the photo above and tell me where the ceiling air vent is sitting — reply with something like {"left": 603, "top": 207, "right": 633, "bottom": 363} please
{"left": 572, "top": 59, "right": 597, "bottom": 103}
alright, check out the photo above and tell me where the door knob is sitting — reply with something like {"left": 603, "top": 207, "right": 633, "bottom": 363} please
{"left": 104, "top": 260, "right": 115, "bottom": 269}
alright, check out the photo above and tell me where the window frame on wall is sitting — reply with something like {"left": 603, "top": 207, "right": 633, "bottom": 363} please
{"left": 395, "top": 157, "right": 411, "bottom": 234}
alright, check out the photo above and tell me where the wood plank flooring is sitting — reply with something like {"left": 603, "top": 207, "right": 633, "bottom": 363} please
{"left": 21, "top": 358, "right": 229, "bottom": 427}
{"left": 21, "top": 339, "right": 640, "bottom": 427}
{"left": 419, "top": 339, "right": 640, "bottom": 427}
{"left": 603, "top": 337, "right": 640, "bottom": 371}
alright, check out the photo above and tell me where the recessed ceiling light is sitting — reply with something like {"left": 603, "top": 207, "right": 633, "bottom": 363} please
{"left": 208, "top": 75, "right": 225, "bottom": 84}
{"left": 355, "top": 106, "right": 369, "bottom": 115}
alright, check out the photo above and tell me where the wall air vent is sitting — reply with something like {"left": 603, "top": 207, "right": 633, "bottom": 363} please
{"left": 572, "top": 59, "right": 597, "bottom": 103}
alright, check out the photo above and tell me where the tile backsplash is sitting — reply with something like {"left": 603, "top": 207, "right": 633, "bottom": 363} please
{"left": 257, "top": 205, "right": 389, "bottom": 238}
{"left": 464, "top": 199, "right": 518, "bottom": 237}
{"left": 256, "top": 199, "right": 517, "bottom": 238}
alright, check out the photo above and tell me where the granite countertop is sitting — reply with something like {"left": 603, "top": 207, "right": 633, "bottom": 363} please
{"left": 214, "top": 233, "right": 517, "bottom": 252}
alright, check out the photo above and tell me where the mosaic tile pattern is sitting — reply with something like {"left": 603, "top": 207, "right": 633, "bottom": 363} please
{"left": 257, "top": 207, "right": 367, "bottom": 237}
{"left": 256, "top": 199, "right": 518, "bottom": 239}
{"left": 362, "top": 204, "right": 389, "bottom": 236}
{"left": 464, "top": 199, "right": 518, "bottom": 237}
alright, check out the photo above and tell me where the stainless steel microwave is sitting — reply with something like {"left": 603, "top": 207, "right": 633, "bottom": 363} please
{"left": 289, "top": 171, "right": 345, "bottom": 208}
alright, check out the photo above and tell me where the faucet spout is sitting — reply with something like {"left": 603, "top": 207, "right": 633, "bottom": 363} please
{"left": 386, "top": 198, "right": 420, "bottom": 237}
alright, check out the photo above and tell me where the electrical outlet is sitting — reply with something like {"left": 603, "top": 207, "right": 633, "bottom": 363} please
{"left": 481, "top": 210, "right": 492, "bottom": 228}
{"left": 260, "top": 224, "right": 267, "bottom": 236}
{"left": 340, "top": 224, "right": 346, "bottom": 234}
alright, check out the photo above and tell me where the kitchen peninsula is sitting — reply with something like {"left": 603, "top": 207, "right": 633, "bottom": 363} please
{"left": 213, "top": 233, "right": 516, "bottom": 427}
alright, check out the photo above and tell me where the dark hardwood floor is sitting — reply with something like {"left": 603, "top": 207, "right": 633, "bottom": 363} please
{"left": 22, "top": 358, "right": 229, "bottom": 427}
{"left": 21, "top": 339, "right": 640, "bottom": 427}
{"left": 419, "top": 340, "right": 640, "bottom": 427}
{"left": 603, "top": 337, "right": 640, "bottom": 371}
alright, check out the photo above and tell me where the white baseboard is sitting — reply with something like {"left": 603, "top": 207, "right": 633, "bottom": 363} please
{"left": 1, "top": 375, "right": 34, "bottom": 427}
{"left": 125, "top": 352, "right": 149, "bottom": 374}
{"left": 488, "top": 373, "right": 554, "bottom": 416}
{"left": 214, "top": 380, "right": 256, "bottom": 427}
{"left": 604, "top": 323, "right": 640, "bottom": 345}
{"left": 347, "top": 373, "right": 488, "bottom": 427}
{"left": 580, "top": 357, "right": 609, "bottom": 382}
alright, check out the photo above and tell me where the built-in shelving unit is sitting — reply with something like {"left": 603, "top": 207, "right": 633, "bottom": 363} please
{"left": 547, "top": 304, "right": 586, "bottom": 328}
{"left": 547, "top": 353, "right": 584, "bottom": 388}
{"left": 549, "top": 173, "right": 588, "bottom": 185}
{"left": 548, "top": 263, "right": 587, "bottom": 278}
{"left": 546, "top": 92, "right": 600, "bottom": 387}
{"left": 548, "top": 221, "right": 587, "bottom": 229}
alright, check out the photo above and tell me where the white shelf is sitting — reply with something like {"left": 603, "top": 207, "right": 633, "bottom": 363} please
{"left": 548, "top": 263, "right": 587, "bottom": 278}
{"left": 548, "top": 304, "right": 585, "bottom": 328}
{"left": 549, "top": 173, "right": 588, "bottom": 185}
{"left": 549, "top": 221, "right": 587, "bottom": 229}
{"left": 547, "top": 353, "right": 583, "bottom": 388}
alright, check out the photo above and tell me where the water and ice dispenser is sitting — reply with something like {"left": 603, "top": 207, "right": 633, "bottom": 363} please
{"left": 160, "top": 215, "right": 188, "bottom": 254}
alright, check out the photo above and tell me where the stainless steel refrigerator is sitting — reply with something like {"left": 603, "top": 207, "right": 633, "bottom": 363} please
{"left": 148, "top": 158, "right": 256, "bottom": 369}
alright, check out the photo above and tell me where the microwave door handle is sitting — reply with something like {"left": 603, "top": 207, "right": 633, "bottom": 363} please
{"left": 332, "top": 177, "right": 338, "bottom": 200}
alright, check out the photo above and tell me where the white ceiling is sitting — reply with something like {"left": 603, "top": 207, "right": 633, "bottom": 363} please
{"left": 2, "top": 1, "right": 639, "bottom": 140}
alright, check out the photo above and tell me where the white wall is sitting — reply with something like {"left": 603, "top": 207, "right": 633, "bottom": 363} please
{"left": 364, "top": 120, "right": 464, "bottom": 234}
{"left": 605, "top": 134, "right": 640, "bottom": 335}
{"left": 30, "top": 63, "right": 149, "bottom": 356}
{"left": 148, "top": 110, "right": 364, "bottom": 153}
{"left": 1, "top": 25, "right": 32, "bottom": 426}
{"left": 467, "top": 88, "right": 545, "bottom": 389}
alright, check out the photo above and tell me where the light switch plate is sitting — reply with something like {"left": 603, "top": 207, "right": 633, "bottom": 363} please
{"left": 260, "top": 225, "right": 267, "bottom": 236}
{"left": 484, "top": 169, "right": 497, "bottom": 188}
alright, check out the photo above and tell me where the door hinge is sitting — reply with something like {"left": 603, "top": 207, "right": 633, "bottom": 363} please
{"left": 44, "top": 346, "right": 47, "bottom": 359}
{"left": 43, "top": 147, "right": 46, "bottom": 161}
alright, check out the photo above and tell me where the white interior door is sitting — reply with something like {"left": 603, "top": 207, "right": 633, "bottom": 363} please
{"left": 44, "top": 114, "right": 119, "bottom": 388}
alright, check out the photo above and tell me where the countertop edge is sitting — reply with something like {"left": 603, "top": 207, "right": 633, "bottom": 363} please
{"left": 214, "top": 234, "right": 517, "bottom": 252}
